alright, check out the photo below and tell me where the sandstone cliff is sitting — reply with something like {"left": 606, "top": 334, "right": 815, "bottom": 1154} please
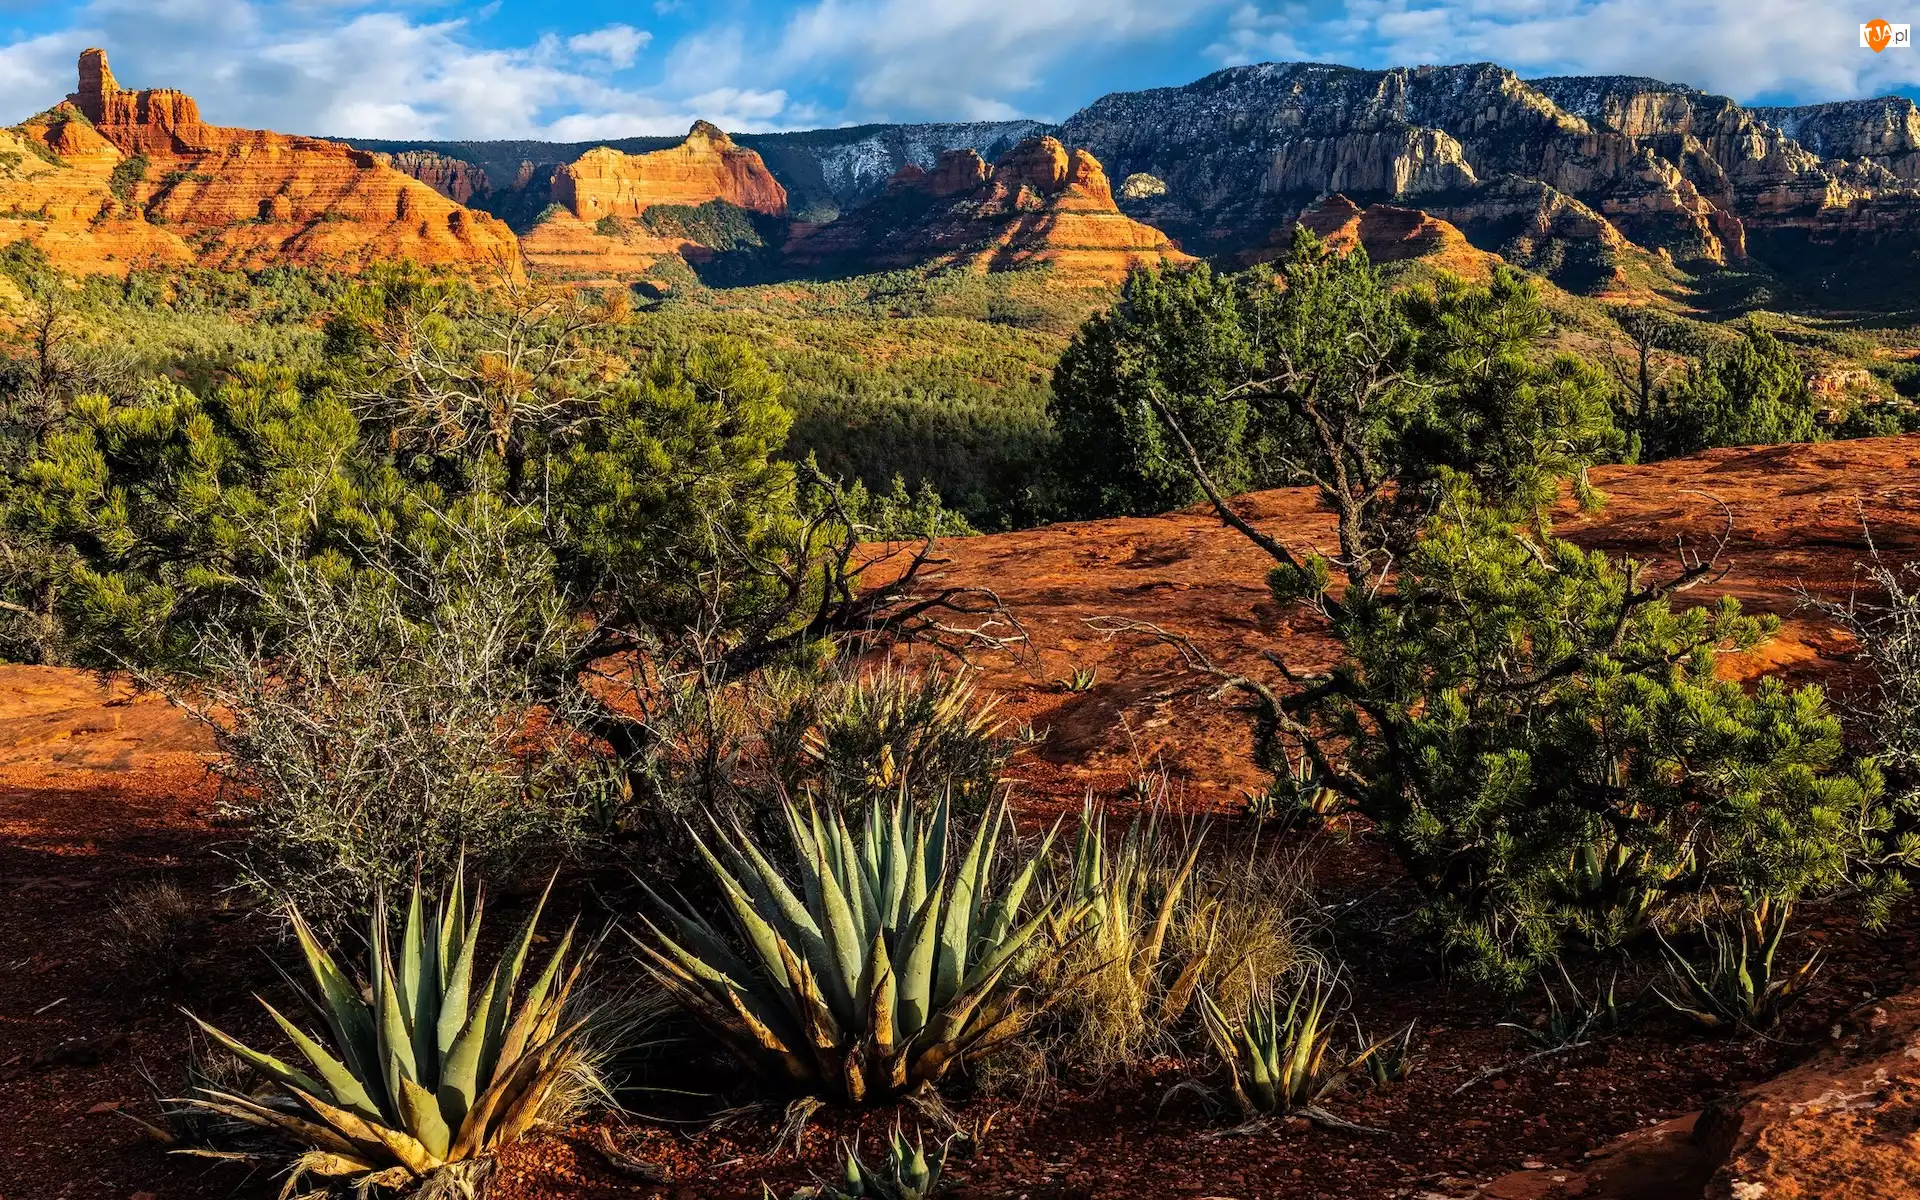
{"left": 518, "top": 122, "right": 786, "bottom": 280}
{"left": 382, "top": 149, "right": 492, "bottom": 206}
{"left": 0, "top": 122, "right": 190, "bottom": 276}
{"left": 548, "top": 123, "right": 787, "bottom": 222}
{"left": 785, "top": 136, "right": 1190, "bottom": 284}
{"left": 18, "top": 49, "right": 519, "bottom": 275}
{"left": 1054, "top": 61, "right": 1920, "bottom": 295}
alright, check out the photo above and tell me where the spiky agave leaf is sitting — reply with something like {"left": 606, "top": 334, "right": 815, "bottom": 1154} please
{"left": 1196, "top": 964, "right": 1376, "bottom": 1122}
{"left": 182, "top": 866, "right": 596, "bottom": 1188}
{"left": 640, "top": 794, "right": 1063, "bottom": 1105}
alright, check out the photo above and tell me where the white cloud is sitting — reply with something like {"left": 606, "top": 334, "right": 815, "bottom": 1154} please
{"left": 0, "top": 0, "right": 790, "bottom": 138}
{"left": 567, "top": 23, "right": 650, "bottom": 69}
{"left": 776, "top": 0, "right": 1226, "bottom": 121}
{"left": 0, "top": 32, "right": 94, "bottom": 122}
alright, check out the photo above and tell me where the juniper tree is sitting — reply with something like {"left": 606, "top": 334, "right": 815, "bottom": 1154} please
{"left": 1646, "top": 325, "right": 1820, "bottom": 459}
{"left": 1093, "top": 233, "right": 1890, "bottom": 985}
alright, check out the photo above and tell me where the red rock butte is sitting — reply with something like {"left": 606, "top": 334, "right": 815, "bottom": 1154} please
{"left": 789, "top": 135, "right": 1191, "bottom": 284}
{"left": 2, "top": 49, "right": 520, "bottom": 276}
{"left": 550, "top": 121, "right": 788, "bottom": 221}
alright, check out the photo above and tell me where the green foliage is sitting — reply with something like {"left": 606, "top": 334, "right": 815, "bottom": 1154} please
{"left": 640, "top": 199, "right": 769, "bottom": 253}
{"left": 107, "top": 152, "right": 149, "bottom": 205}
{"left": 1194, "top": 965, "right": 1381, "bottom": 1122}
{"left": 1647, "top": 326, "right": 1820, "bottom": 458}
{"left": 629, "top": 269, "right": 1081, "bottom": 528}
{"left": 1047, "top": 232, "right": 1622, "bottom": 523}
{"left": 184, "top": 870, "right": 594, "bottom": 1192}
{"left": 635, "top": 795, "right": 1065, "bottom": 1104}
{"left": 1309, "top": 486, "right": 1884, "bottom": 985}
{"left": 1049, "top": 262, "right": 1270, "bottom": 517}
{"left": 772, "top": 662, "right": 1011, "bottom": 814}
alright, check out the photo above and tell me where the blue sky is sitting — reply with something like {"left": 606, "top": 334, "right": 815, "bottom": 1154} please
{"left": 2, "top": 1, "right": 1916, "bottom": 140}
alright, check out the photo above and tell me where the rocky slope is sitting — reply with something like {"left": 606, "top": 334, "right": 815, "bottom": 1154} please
{"left": 0, "top": 124, "right": 190, "bottom": 276}
{"left": 784, "top": 136, "right": 1191, "bottom": 284}
{"left": 1754, "top": 96, "right": 1920, "bottom": 183}
{"left": 14, "top": 50, "right": 518, "bottom": 275}
{"left": 1047, "top": 61, "right": 1920, "bottom": 296}
{"left": 357, "top": 120, "right": 1043, "bottom": 229}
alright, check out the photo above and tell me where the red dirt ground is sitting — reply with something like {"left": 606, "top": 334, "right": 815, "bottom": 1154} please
{"left": 5, "top": 436, "right": 1920, "bottom": 1200}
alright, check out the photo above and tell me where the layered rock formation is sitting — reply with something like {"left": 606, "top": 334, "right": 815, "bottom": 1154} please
{"left": 346, "top": 120, "right": 1044, "bottom": 229}
{"left": 1052, "top": 61, "right": 1920, "bottom": 293}
{"left": 785, "top": 136, "right": 1190, "bottom": 284}
{"left": 518, "top": 122, "right": 786, "bottom": 280}
{"left": 15, "top": 50, "right": 518, "bottom": 275}
{"left": 1755, "top": 97, "right": 1920, "bottom": 183}
{"left": 0, "top": 123, "right": 190, "bottom": 275}
{"left": 382, "top": 149, "right": 492, "bottom": 206}
{"left": 548, "top": 123, "right": 787, "bottom": 221}
{"left": 1274, "top": 193, "right": 1497, "bottom": 279}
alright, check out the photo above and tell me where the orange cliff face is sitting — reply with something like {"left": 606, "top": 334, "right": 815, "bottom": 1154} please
{"left": 521, "top": 121, "right": 787, "bottom": 281}
{"left": 551, "top": 123, "right": 787, "bottom": 220}
{"left": 787, "top": 136, "right": 1190, "bottom": 285}
{"left": 9, "top": 49, "right": 520, "bottom": 276}
{"left": 0, "top": 123, "right": 191, "bottom": 277}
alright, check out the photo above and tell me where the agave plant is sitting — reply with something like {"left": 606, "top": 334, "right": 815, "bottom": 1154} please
{"left": 1656, "top": 898, "right": 1821, "bottom": 1032}
{"left": 1352, "top": 1018, "right": 1416, "bottom": 1087}
{"left": 1057, "top": 666, "right": 1098, "bottom": 693}
{"left": 824, "top": 1125, "right": 945, "bottom": 1200}
{"left": 1195, "top": 965, "right": 1382, "bottom": 1124}
{"left": 184, "top": 872, "right": 592, "bottom": 1193}
{"left": 636, "top": 795, "right": 1066, "bottom": 1105}
{"left": 1054, "top": 803, "right": 1211, "bottom": 1067}
{"left": 1244, "top": 757, "right": 1337, "bottom": 825}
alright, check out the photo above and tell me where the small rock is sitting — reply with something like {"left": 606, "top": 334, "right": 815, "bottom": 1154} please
{"left": 1491, "top": 1078, "right": 1510, "bottom": 1092}
{"left": 1522, "top": 1160, "right": 1547, "bottom": 1169}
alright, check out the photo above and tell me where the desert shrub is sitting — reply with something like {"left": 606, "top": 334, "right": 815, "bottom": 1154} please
{"left": 10, "top": 273, "right": 1011, "bottom": 905}
{"left": 1656, "top": 899, "right": 1820, "bottom": 1032}
{"left": 176, "top": 501, "right": 601, "bottom": 917}
{"left": 1281, "top": 485, "right": 1882, "bottom": 985}
{"left": 185, "top": 869, "right": 598, "bottom": 1195}
{"left": 770, "top": 660, "right": 1011, "bottom": 815}
{"left": 1191, "top": 962, "right": 1383, "bottom": 1126}
{"left": 1046, "top": 806, "right": 1314, "bottom": 1075}
{"left": 103, "top": 880, "right": 205, "bottom": 987}
{"left": 815, "top": 1128, "right": 945, "bottom": 1200}
{"left": 107, "top": 152, "right": 149, "bottom": 205}
{"left": 1800, "top": 551, "right": 1920, "bottom": 913}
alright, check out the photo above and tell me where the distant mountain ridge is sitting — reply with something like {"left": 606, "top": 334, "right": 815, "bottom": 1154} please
{"left": 16, "top": 50, "right": 1920, "bottom": 302}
